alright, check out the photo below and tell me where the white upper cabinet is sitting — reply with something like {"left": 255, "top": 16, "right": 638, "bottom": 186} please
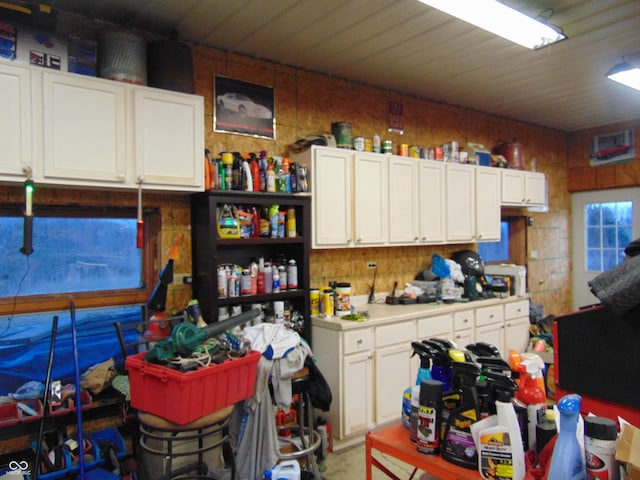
{"left": 388, "top": 155, "right": 419, "bottom": 244}
{"left": 40, "top": 70, "right": 128, "bottom": 186}
{"left": 310, "top": 147, "right": 353, "bottom": 248}
{"left": 353, "top": 152, "right": 388, "bottom": 246}
{"left": 501, "top": 169, "right": 547, "bottom": 207}
{"left": 133, "top": 87, "right": 204, "bottom": 190}
{"left": 475, "top": 166, "right": 501, "bottom": 242}
{"left": 0, "top": 61, "right": 32, "bottom": 183}
{"left": 2, "top": 62, "right": 204, "bottom": 192}
{"left": 446, "top": 163, "right": 476, "bottom": 242}
{"left": 418, "top": 160, "right": 446, "bottom": 244}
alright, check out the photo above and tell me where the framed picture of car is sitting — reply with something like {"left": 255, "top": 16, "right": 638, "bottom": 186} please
{"left": 589, "top": 128, "right": 635, "bottom": 167}
{"left": 214, "top": 75, "right": 275, "bottom": 139}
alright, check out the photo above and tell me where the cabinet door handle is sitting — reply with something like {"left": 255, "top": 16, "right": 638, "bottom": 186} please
{"left": 356, "top": 238, "right": 362, "bottom": 243}
{"left": 347, "top": 238, "right": 352, "bottom": 244}
{"left": 463, "top": 318, "right": 468, "bottom": 323}
{"left": 357, "top": 339, "right": 363, "bottom": 344}
{"left": 489, "top": 314, "right": 494, "bottom": 319}
{"left": 414, "top": 236, "right": 418, "bottom": 241}
{"left": 477, "top": 234, "right": 483, "bottom": 239}
{"left": 422, "top": 236, "right": 426, "bottom": 241}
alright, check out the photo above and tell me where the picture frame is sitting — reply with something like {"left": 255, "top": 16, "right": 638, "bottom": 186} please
{"left": 589, "top": 128, "right": 635, "bottom": 167}
{"left": 214, "top": 75, "right": 275, "bottom": 139}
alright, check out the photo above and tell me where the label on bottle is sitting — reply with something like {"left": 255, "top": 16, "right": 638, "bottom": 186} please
{"left": 417, "top": 405, "right": 440, "bottom": 454}
{"left": 479, "top": 431, "right": 515, "bottom": 480}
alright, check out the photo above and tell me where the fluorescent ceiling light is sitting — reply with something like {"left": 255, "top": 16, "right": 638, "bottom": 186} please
{"left": 607, "top": 62, "right": 640, "bottom": 92}
{"left": 418, "top": 0, "right": 566, "bottom": 49}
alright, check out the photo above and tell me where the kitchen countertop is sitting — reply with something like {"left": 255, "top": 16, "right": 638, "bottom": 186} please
{"left": 311, "top": 295, "right": 529, "bottom": 331}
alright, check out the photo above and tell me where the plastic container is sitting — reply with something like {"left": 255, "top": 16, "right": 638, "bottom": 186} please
{"left": 91, "top": 427, "right": 127, "bottom": 461}
{"left": 126, "top": 349, "right": 260, "bottom": 424}
{"left": 547, "top": 394, "right": 585, "bottom": 480}
{"left": 334, "top": 282, "right": 351, "bottom": 317}
{"left": 98, "top": 28, "right": 147, "bottom": 85}
{"left": 271, "top": 460, "right": 300, "bottom": 480}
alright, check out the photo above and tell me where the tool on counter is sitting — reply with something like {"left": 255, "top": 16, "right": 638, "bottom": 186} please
{"left": 144, "top": 308, "right": 260, "bottom": 363}
{"left": 385, "top": 281, "right": 399, "bottom": 305}
{"left": 367, "top": 265, "right": 377, "bottom": 304}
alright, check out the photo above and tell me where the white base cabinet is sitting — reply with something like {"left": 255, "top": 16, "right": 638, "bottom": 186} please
{"left": 312, "top": 297, "right": 529, "bottom": 449}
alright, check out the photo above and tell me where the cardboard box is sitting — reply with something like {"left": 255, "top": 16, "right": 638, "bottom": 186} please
{"left": 17, "top": 24, "right": 67, "bottom": 70}
{"left": 616, "top": 424, "right": 640, "bottom": 479}
{"left": 67, "top": 35, "right": 96, "bottom": 76}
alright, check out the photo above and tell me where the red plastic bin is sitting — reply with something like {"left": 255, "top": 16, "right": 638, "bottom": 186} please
{"left": 126, "top": 350, "right": 261, "bottom": 425}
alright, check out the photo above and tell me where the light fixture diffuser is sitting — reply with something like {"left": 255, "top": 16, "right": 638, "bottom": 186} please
{"left": 607, "top": 62, "right": 640, "bottom": 92}
{"left": 418, "top": 0, "right": 566, "bottom": 49}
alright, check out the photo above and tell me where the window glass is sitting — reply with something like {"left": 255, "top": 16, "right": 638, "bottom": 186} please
{"left": 583, "top": 201, "right": 632, "bottom": 271}
{"left": 0, "top": 216, "right": 142, "bottom": 298}
{"left": 477, "top": 222, "right": 510, "bottom": 263}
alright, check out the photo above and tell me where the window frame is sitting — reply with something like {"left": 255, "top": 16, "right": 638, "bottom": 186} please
{"left": 0, "top": 204, "right": 159, "bottom": 316}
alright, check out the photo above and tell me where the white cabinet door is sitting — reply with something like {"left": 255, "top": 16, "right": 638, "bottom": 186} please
{"left": 354, "top": 152, "right": 387, "bottom": 245}
{"left": 417, "top": 313, "right": 453, "bottom": 340}
{"left": 504, "top": 317, "right": 530, "bottom": 355}
{"left": 311, "top": 147, "right": 353, "bottom": 248}
{"left": 0, "top": 61, "right": 31, "bottom": 182}
{"left": 40, "top": 71, "right": 128, "bottom": 185}
{"left": 418, "top": 160, "right": 446, "bottom": 244}
{"left": 475, "top": 166, "right": 501, "bottom": 242}
{"left": 388, "top": 155, "right": 419, "bottom": 244}
{"left": 446, "top": 163, "right": 475, "bottom": 242}
{"left": 525, "top": 172, "right": 546, "bottom": 206}
{"left": 501, "top": 170, "right": 526, "bottom": 205}
{"left": 133, "top": 87, "right": 204, "bottom": 190}
{"left": 342, "top": 351, "right": 374, "bottom": 437}
{"left": 375, "top": 343, "right": 413, "bottom": 424}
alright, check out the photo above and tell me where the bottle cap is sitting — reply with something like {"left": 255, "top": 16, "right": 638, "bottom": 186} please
{"left": 420, "top": 379, "right": 443, "bottom": 405}
{"left": 584, "top": 416, "right": 617, "bottom": 440}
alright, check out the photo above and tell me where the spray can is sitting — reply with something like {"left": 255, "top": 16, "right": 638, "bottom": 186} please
{"left": 310, "top": 288, "right": 320, "bottom": 315}
{"left": 584, "top": 417, "right": 619, "bottom": 480}
{"left": 278, "top": 265, "right": 287, "bottom": 291}
{"left": 287, "top": 259, "right": 298, "bottom": 289}
{"left": 287, "top": 207, "right": 297, "bottom": 238}
{"left": 409, "top": 385, "right": 421, "bottom": 443}
{"left": 322, "top": 288, "right": 334, "bottom": 317}
{"left": 417, "top": 379, "right": 443, "bottom": 455}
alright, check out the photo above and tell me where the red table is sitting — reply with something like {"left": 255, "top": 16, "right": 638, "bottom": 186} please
{"left": 365, "top": 423, "right": 480, "bottom": 480}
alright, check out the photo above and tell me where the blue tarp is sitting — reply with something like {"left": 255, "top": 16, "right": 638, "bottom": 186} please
{"left": 0, "top": 306, "right": 143, "bottom": 396}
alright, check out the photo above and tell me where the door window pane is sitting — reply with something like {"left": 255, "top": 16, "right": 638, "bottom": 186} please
{"left": 583, "top": 201, "right": 632, "bottom": 272}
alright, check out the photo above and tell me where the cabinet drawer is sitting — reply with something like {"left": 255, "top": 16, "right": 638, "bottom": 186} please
{"left": 504, "top": 300, "right": 529, "bottom": 320}
{"left": 343, "top": 329, "right": 373, "bottom": 355}
{"left": 375, "top": 321, "right": 416, "bottom": 348}
{"left": 417, "top": 313, "right": 453, "bottom": 338}
{"left": 454, "top": 310, "right": 474, "bottom": 330}
{"left": 475, "top": 305, "right": 503, "bottom": 327}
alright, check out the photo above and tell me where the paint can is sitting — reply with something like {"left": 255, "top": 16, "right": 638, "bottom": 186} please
{"left": 409, "top": 145, "right": 420, "bottom": 158}
{"left": 353, "top": 136, "right": 365, "bottom": 151}
{"left": 331, "top": 122, "right": 352, "bottom": 149}
{"left": 364, "top": 138, "right": 373, "bottom": 152}
{"left": 397, "top": 144, "right": 409, "bottom": 156}
{"left": 382, "top": 139, "right": 393, "bottom": 154}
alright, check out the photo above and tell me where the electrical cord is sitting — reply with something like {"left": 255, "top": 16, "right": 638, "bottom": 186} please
{"left": 0, "top": 255, "right": 30, "bottom": 337}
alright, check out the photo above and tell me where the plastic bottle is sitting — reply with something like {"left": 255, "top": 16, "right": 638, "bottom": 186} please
{"left": 417, "top": 379, "right": 443, "bottom": 455}
{"left": 266, "top": 163, "right": 276, "bottom": 192}
{"left": 515, "top": 358, "right": 547, "bottom": 452}
{"left": 476, "top": 372, "right": 525, "bottom": 480}
{"left": 242, "top": 158, "right": 253, "bottom": 191}
{"left": 373, "top": 133, "right": 381, "bottom": 153}
{"left": 547, "top": 394, "right": 586, "bottom": 480}
{"left": 272, "top": 264, "right": 280, "bottom": 293}
{"left": 403, "top": 342, "right": 434, "bottom": 429}
{"left": 441, "top": 362, "right": 481, "bottom": 469}
{"left": 250, "top": 155, "right": 261, "bottom": 192}
{"left": 287, "top": 259, "right": 298, "bottom": 289}
{"left": 584, "top": 416, "right": 619, "bottom": 480}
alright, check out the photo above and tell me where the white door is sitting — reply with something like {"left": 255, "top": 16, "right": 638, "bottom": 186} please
{"left": 342, "top": 351, "right": 373, "bottom": 436}
{"left": 571, "top": 187, "right": 640, "bottom": 310}
{"left": 418, "top": 160, "right": 446, "bottom": 244}
{"left": 374, "top": 343, "right": 412, "bottom": 424}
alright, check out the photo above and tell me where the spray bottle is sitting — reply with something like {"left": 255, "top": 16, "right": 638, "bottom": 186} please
{"left": 441, "top": 362, "right": 481, "bottom": 469}
{"left": 250, "top": 153, "right": 261, "bottom": 192}
{"left": 241, "top": 154, "right": 253, "bottom": 191}
{"left": 547, "top": 394, "right": 585, "bottom": 480}
{"left": 474, "top": 372, "right": 525, "bottom": 480}
{"left": 515, "top": 357, "right": 547, "bottom": 452}
{"left": 422, "top": 340, "right": 453, "bottom": 392}
{"left": 403, "top": 342, "right": 434, "bottom": 429}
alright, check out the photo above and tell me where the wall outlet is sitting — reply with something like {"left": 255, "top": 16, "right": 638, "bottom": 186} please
{"left": 367, "top": 261, "right": 377, "bottom": 270}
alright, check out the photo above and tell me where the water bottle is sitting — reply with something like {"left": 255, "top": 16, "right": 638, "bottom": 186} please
{"left": 547, "top": 394, "right": 586, "bottom": 480}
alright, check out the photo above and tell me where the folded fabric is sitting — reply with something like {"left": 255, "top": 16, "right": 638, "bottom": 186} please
{"left": 241, "top": 323, "right": 300, "bottom": 359}
{"left": 588, "top": 254, "right": 640, "bottom": 315}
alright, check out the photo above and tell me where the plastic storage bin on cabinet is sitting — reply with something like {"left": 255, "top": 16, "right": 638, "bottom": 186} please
{"left": 0, "top": 403, "right": 19, "bottom": 426}
{"left": 126, "top": 349, "right": 261, "bottom": 424}
{"left": 32, "top": 444, "right": 70, "bottom": 480}
{"left": 68, "top": 437, "right": 101, "bottom": 472}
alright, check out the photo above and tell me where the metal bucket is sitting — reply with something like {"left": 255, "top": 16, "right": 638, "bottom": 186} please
{"left": 98, "top": 28, "right": 147, "bottom": 85}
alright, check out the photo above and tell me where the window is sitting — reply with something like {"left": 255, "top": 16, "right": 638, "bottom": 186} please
{"left": 0, "top": 205, "right": 158, "bottom": 316}
{"left": 477, "top": 217, "right": 527, "bottom": 265}
{"left": 585, "top": 201, "right": 632, "bottom": 271}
